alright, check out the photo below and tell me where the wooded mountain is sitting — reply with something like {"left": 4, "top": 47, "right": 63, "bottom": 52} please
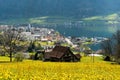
{"left": 0, "top": 0, "right": 120, "bottom": 20}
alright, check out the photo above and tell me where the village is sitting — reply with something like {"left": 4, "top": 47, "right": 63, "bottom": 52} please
{"left": 0, "top": 24, "right": 107, "bottom": 62}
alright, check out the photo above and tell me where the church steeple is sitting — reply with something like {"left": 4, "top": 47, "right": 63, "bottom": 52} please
{"left": 27, "top": 24, "right": 31, "bottom": 32}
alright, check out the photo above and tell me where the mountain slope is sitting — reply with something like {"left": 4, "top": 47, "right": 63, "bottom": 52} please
{"left": 0, "top": 0, "right": 120, "bottom": 24}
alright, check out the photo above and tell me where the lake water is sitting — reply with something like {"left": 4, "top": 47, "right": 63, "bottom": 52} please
{"left": 52, "top": 25, "right": 120, "bottom": 50}
{"left": 53, "top": 25, "right": 120, "bottom": 38}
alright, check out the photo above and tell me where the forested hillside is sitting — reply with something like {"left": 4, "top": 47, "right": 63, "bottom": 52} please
{"left": 0, "top": 0, "right": 120, "bottom": 24}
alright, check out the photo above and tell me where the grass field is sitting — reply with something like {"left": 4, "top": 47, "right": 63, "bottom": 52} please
{"left": 0, "top": 56, "right": 120, "bottom": 80}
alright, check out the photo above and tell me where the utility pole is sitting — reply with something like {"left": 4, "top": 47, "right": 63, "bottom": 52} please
{"left": 92, "top": 51, "right": 95, "bottom": 63}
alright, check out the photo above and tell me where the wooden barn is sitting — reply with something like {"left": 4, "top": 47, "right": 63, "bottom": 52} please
{"left": 43, "top": 46, "right": 81, "bottom": 62}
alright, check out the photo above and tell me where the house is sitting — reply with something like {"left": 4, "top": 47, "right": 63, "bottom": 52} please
{"left": 20, "top": 32, "right": 33, "bottom": 41}
{"left": 43, "top": 46, "right": 81, "bottom": 62}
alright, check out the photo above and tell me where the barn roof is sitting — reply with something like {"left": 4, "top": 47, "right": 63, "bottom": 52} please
{"left": 45, "top": 51, "right": 64, "bottom": 59}
{"left": 53, "top": 46, "right": 69, "bottom": 52}
{"left": 44, "top": 46, "right": 72, "bottom": 59}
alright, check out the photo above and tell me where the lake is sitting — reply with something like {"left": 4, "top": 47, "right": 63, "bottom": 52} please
{"left": 52, "top": 25, "right": 120, "bottom": 50}
{"left": 53, "top": 25, "right": 120, "bottom": 38}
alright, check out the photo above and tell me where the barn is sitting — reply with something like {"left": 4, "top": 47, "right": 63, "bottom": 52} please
{"left": 43, "top": 46, "right": 81, "bottom": 62}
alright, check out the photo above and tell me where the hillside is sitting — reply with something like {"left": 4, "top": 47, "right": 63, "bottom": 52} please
{"left": 0, "top": 0, "right": 120, "bottom": 24}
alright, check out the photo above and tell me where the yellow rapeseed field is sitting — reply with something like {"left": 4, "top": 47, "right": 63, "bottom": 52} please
{"left": 0, "top": 57, "right": 120, "bottom": 80}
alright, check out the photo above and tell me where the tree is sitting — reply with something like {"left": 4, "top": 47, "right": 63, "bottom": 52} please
{"left": 101, "top": 30, "right": 120, "bottom": 63}
{"left": 0, "top": 28, "right": 21, "bottom": 62}
{"left": 113, "top": 30, "right": 120, "bottom": 63}
{"left": 27, "top": 41, "right": 43, "bottom": 53}
{"left": 101, "top": 39, "right": 113, "bottom": 56}
{"left": 101, "top": 39, "right": 113, "bottom": 61}
{"left": 27, "top": 41, "right": 36, "bottom": 52}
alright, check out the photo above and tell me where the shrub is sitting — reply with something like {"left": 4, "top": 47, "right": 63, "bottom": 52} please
{"left": 23, "top": 53, "right": 30, "bottom": 59}
{"left": 14, "top": 53, "right": 24, "bottom": 62}
{"left": 104, "top": 56, "right": 110, "bottom": 61}
{"left": 29, "top": 55, "right": 35, "bottom": 60}
{"left": 115, "top": 58, "right": 120, "bottom": 64}
{"left": 38, "top": 53, "right": 44, "bottom": 60}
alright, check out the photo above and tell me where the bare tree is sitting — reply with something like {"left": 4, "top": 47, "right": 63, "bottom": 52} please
{"left": 0, "top": 28, "right": 21, "bottom": 62}
{"left": 101, "top": 30, "right": 120, "bottom": 63}
{"left": 101, "top": 39, "right": 113, "bottom": 61}
{"left": 113, "top": 30, "right": 120, "bottom": 63}
{"left": 113, "top": 30, "right": 120, "bottom": 45}
{"left": 101, "top": 39, "right": 113, "bottom": 56}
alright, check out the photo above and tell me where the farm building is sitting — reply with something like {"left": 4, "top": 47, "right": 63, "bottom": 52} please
{"left": 43, "top": 46, "right": 81, "bottom": 62}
